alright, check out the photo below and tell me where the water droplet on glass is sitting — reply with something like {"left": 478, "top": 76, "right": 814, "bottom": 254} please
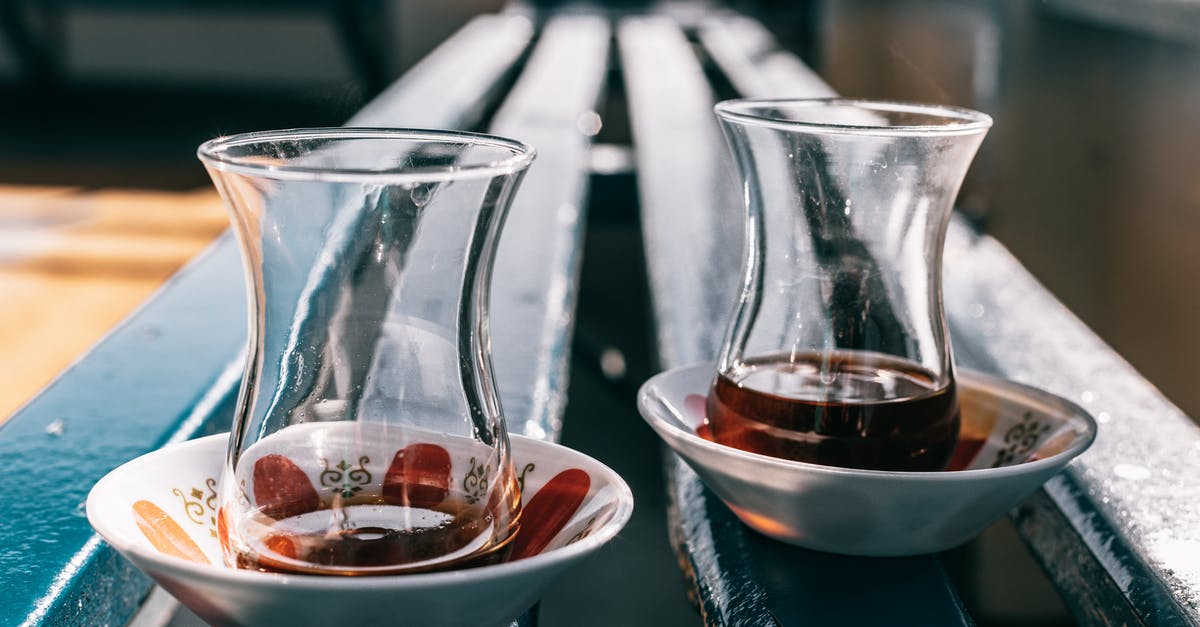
{"left": 410, "top": 185, "right": 432, "bottom": 208}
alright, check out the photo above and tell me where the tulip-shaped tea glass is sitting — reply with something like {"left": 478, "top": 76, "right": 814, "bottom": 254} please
{"left": 198, "top": 128, "right": 534, "bottom": 575}
{"left": 708, "top": 99, "right": 991, "bottom": 471}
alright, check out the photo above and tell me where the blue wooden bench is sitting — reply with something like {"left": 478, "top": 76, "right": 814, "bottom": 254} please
{"left": 6, "top": 6, "right": 1200, "bottom": 626}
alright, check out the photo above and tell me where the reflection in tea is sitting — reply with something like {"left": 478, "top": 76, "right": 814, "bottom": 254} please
{"left": 227, "top": 494, "right": 519, "bottom": 576}
{"left": 221, "top": 431, "right": 521, "bottom": 576}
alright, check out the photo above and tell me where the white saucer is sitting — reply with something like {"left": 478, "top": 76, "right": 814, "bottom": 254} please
{"left": 88, "top": 433, "right": 633, "bottom": 627}
{"left": 638, "top": 362, "right": 1096, "bottom": 556}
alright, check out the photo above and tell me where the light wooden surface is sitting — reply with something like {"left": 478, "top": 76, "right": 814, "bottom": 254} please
{"left": 0, "top": 185, "right": 227, "bottom": 421}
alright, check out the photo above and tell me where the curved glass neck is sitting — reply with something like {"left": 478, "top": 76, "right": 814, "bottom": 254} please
{"left": 716, "top": 100, "right": 989, "bottom": 389}
{"left": 202, "top": 131, "right": 532, "bottom": 460}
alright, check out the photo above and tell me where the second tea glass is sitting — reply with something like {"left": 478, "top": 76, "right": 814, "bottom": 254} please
{"left": 708, "top": 99, "right": 991, "bottom": 471}
{"left": 199, "top": 128, "right": 534, "bottom": 575}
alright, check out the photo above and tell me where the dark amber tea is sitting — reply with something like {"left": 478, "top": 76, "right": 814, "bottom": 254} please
{"left": 705, "top": 352, "right": 959, "bottom": 471}
{"left": 222, "top": 434, "right": 522, "bottom": 576}
{"left": 229, "top": 495, "right": 515, "bottom": 576}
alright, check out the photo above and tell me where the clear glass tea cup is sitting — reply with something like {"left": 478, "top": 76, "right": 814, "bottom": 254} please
{"left": 198, "top": 128, "right": 534, "bottom": 575}
{"left": 708, "top": 99, "right": 991, "bottom": 471}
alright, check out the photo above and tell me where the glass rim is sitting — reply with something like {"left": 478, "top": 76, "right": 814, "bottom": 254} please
{"left": 197, "top": 127, "right": 536, "bottom": 183}
{"left": 714, "top": 98, "right": 993, "bottom": 136}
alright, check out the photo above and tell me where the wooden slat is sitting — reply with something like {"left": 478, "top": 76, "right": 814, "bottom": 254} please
{"left": 943, "top": 223, "right": 1200, "bottom": 625}
{"left": 0, "top": 16, "right": 534, "bottom": 626}
{"left": 617, "top": 15, "right": 771, "bottom": 625}
{"left": 347, "top": 13, "right": 534, "bottom": 128}
{"left": 619, "top": 16, "right": 741, "bottom": 369}
{"left": 486, "top": 14, "right": 610, "bottom": 441}
{"left": 0, "top": 237, "right": 246, "bottom": 627}
{"left": 698, "top": 13, "right": 836, "bottom": 100}
{"left": 622, "top": 14, "right": 971, "bottom": 625}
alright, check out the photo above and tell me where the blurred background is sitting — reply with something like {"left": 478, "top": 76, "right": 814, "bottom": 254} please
{"left": 1, "top": 1, "right": 1197, "bottom": 626}
{"left": 1, "top": 0, "right": 1196, "bottom": 421}
{"left": 0, "top": 0, "right": 503, "bottom": 419}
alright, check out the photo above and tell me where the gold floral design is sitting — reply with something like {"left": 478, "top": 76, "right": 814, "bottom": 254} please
{"left": 992, "top": 411, "right": 1052, "bottom": 467}
{"left": 463, "top": 457, "right": 489, "bottom": 505}
{"left": 172, "top": 477, "right": 219, "bottom": 538}
{"left": 567, "top": 516, "right": 598, "bottom": 545}
{"left": 320, "top": 456, "right": 372, "bottom": 499}
{"left": 237, "top": 479, "right": 251, "bottom": 507}
{"left": 517, "top": 463, "right": 536, "bottom": 492}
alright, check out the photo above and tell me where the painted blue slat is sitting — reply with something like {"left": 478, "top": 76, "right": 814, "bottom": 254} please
{"left": 487, "top": 14, "right": 610, "bottom": 442}
{"left": 2, "top": 14, "right": 535, "bottom": 626}
{"left": 0, "top": 237, "right": 246, "bottom": 627}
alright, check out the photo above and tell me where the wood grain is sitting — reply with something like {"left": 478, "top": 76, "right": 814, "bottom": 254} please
{"left": 0, "top": 185, "right": 227, "bottom": 420}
